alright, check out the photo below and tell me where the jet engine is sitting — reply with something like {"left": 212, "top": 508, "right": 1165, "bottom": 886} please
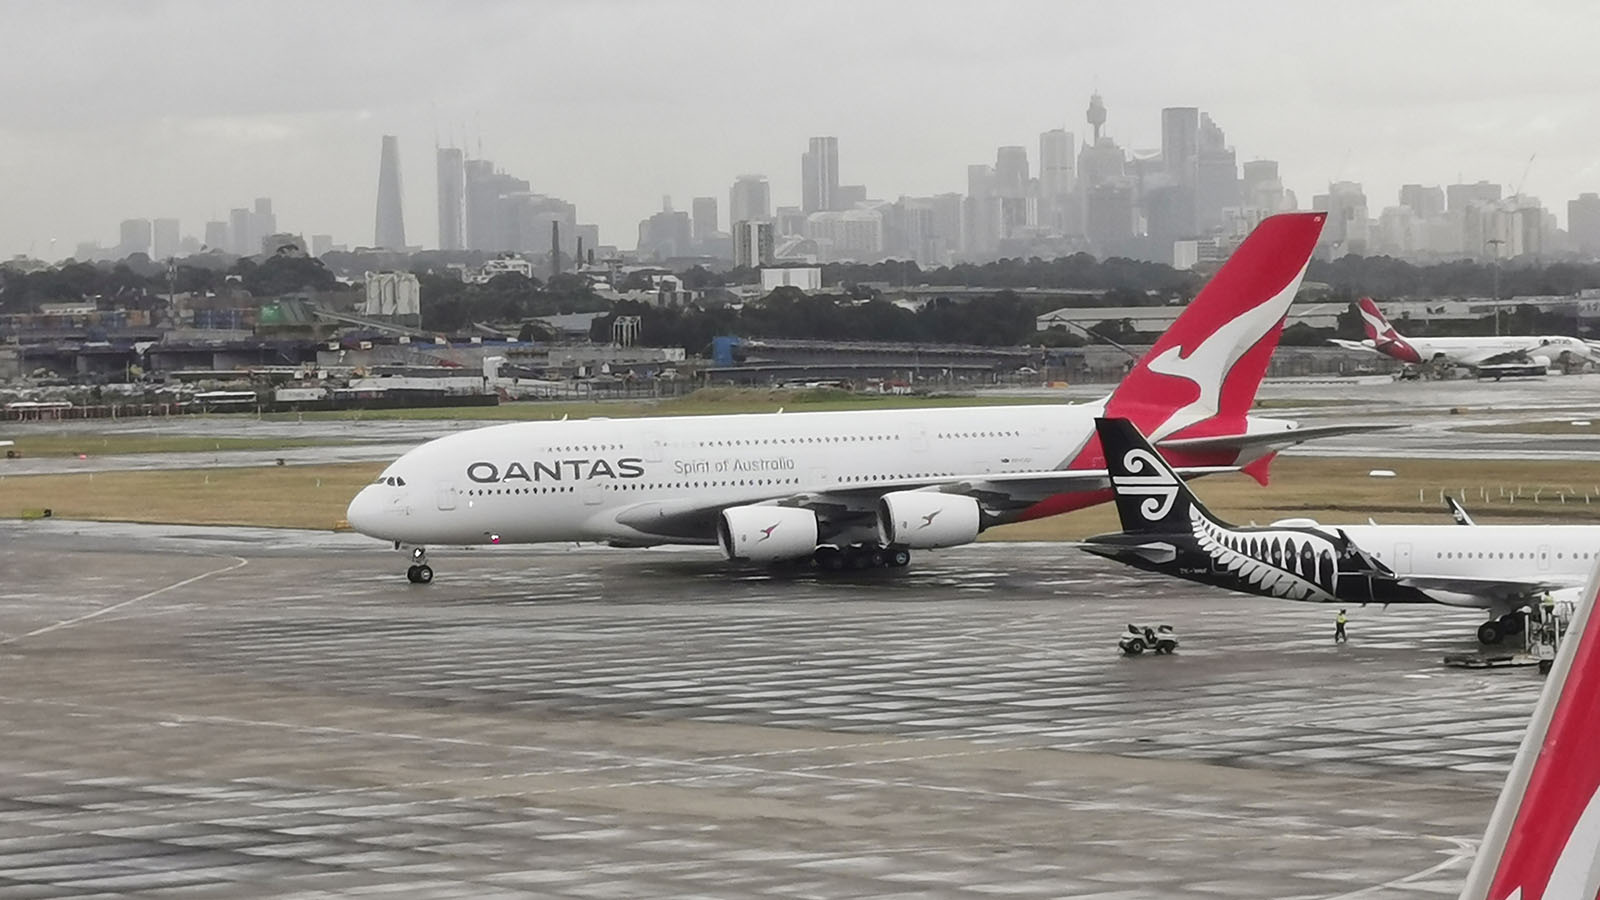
{"left": 718, "top": 506, "right": 819, "bottom": 562}
{"left": 877, "top": 492, "right": 981, "bottom": 549}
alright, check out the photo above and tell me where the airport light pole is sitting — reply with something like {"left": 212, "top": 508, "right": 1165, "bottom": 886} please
{"left": 1486, "top": 238, "right": 1506, "bottom": 337}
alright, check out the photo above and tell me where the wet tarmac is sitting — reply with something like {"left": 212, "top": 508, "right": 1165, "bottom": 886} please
{"left": 0, "top": 522, "right": 1544, "bottom": 898}
{"left": 7, "top": 374, "right": 1600, "bottom": 477}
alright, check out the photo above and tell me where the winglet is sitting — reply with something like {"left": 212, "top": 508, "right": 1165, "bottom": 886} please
{"left": 1446, "top": 497, "right": 1476, "bottom": 526}
{"left": 1457, "top": 558, "right": 1600, "bottom": 899}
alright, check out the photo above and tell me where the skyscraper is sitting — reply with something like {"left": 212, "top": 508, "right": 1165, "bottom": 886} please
{"left": 251, "top": 198, "right": 276, "bottom": 253}
{"left": 228, "top": 208, "right": 252, "bottom": 255}
{"left": 1039, "top": 129, "right": 1076, "bottom": 235}
{"left": 733, "top": 220, "right": 774, "bottom": 268}
{"left": 1242, "top": 160, "right": 1286, "bottom": 213}
{"left": 963, "top": 164, "right": 999, "bottom": 255}
{"left": 118, "top": 219, "right": 152, "bottom": 258}
{"left": 729, "top": 175, "right": 771, "bottom": 224}
{"left": 1399, "top": 184, "right": 1445, "bottom": 219}
{"left": 463, "top": 157, "right": 529, "bottom": 252}
{"left": 1160, "top": 107, "right": 1200, "bottom": 187}
{"left": 375, "top": 135, "right": 407, "bottom": 250}
{"left": 1570, "top": 193, "right": 1600, "bottom": 256}
{"left": 1194, "top": 113, "right": 1238, "bottom": 230}
{"left": 994, "top": 146, "right": 1030, "bottom": 237}
{"left": 436, "top": 147, "right": 465, "bottom": 251}
{"left": 691, "top": 196, "right": 718, "bottom": 243}
{"left": 802, "top": 136, "right": 839, "bottom": 213}
{"left": 152, "top": 218, "right": 180, "bottom": 259}
{"left": 203, "top": 221, "right": 229, "bottom": 253}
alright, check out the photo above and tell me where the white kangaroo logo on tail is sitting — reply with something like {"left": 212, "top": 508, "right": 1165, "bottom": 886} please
{"left": 1143, "top": 267, "right": 1307, "bottom": 440}
{"left": 1114, "top": 448, "right": 1180, "bottom": 521}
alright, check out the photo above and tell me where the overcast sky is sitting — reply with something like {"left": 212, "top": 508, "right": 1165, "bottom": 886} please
{"left": 4, "top": 0, "right": 1598, "bottom": 259}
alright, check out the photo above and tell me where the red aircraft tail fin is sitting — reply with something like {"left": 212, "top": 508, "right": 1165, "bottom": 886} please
{"left": 1458, "top": 562, "right": 1600, "bottom": 900}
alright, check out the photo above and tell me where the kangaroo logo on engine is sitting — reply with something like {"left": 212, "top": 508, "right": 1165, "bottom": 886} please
{"left": 467, "top": 458, "right": 645, "bottom": 483}
{"left": 1113, "top": 447, "right": 1180, "bottom": 521}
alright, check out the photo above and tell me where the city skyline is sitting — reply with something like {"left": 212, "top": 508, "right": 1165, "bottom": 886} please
{"left": 3, "top": 0, "right": 1598, "bottom": 258}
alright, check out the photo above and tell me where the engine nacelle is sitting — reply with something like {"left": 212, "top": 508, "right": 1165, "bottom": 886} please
{"left": 877, "top": 492, "right": 981, "bottom": 549}
{"left": 718, "top": 505, "right": 818, "bottom": 562}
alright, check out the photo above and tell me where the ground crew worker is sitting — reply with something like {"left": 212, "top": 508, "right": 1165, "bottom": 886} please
{"left": 1335, "top": 609, "right": 1349, "bottom": 643}
{"left": 1541, "top": 591, "right": 1555, "bottom": 620}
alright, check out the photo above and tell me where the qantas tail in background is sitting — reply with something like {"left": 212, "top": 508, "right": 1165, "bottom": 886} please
{"left": 1079, "top": 213, "right": 1325, "bottom": 469}
{"left": 1458, "top": 560, "right": 1600, "bottom": 900}
{"left": 1358, "top": 297, "right": 1424, "bottom": 364}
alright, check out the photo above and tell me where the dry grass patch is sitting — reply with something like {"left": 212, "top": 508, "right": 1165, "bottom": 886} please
{"left": 1, "top": 463, "right": 383, "bottom": 530}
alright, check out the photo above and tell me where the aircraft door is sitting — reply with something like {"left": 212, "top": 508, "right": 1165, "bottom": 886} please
{"left": 582, "top": 481, "right": 605, "bottom": 506}
{"left": 1538, "top": 544, "right": 1551, "bottom": 571}
{"left": 1393, "top": 542, "right": 1413, "bottom": 575}
{"left": 643, "top": 431, "right": 663, "bottom": 463}
{"left": 909, "top": 425, "right": 928, "bottom": 454}
{"left": 436, "top": 482, "right": 458, "bottom": 511}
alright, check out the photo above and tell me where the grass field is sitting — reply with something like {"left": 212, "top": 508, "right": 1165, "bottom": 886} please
{"left": 7, "top": 455, "right": 1600, "bottom": 539}
{"left": 2, "top": 434, "right": 362, "bottom": 458}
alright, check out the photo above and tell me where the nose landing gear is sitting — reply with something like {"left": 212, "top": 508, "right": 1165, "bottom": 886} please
{"left": 404, "top": 547, "right": 433, "bottom": 584}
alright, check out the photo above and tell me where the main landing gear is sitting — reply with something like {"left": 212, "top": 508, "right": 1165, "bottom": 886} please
{"left": 1477, "top": 610, "right": 1529, "bottom": 645}
{"left": 811, "top": 544, "right": 912, "bottom": 572}
{"left": 404, "top": 546, "right": 433, "bottom": 584}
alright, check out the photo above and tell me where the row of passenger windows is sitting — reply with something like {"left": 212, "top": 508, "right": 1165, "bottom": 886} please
{"left": 838, "top": 473, "right": 952, "bottom": 483}
{"left": 467, "top": 480, "right": 804, "bottom": 497}
{"left": 607, "top": 479, "right": 800, "bottom": 490}
{"left": 937, "top": 431, "right": 1021, "bottom": 439}
{"left": 542, "top": 444, "right": 624, "bottom": 452}
{"left": 698, "top": 435, "right": 899, "bottom": 447}
{"left": 1436, "top": 550, "right": 1592, "bottom": 560}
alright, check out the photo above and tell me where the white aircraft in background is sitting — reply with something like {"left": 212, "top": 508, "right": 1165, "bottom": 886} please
{"left": 1332, "top": 297, "right": 1595, "bottom": 377}
{"left": 348, "top": 213, "right": 1369, "bottom": 584}
{"left": 1081, "top": 416, "right": 1600, "bottom": 645}
{"left": 1457, "top": 556, "right": 1600, "bottom": 899}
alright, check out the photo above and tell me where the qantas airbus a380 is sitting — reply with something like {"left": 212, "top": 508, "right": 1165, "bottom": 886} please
{"left": 347, "top": 213, "right": 1355, "bottom": 583}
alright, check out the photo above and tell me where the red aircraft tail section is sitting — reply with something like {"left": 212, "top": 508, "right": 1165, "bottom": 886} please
{"left": 1358, "top": 297, "right": 1423, "bottom": 364}
{"left": 1458, "top": 562, "right": 1600, "bottom": 900}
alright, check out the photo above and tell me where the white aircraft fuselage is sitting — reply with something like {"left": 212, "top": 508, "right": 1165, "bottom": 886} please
{"left": 347, "top": 401, "right": 1294, "bottom": 550}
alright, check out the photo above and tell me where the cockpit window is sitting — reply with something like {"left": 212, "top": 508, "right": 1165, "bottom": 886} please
{"left": 396, "top": 477, "right": 406, "bottom": 486}
{"left": 377, "top": 476, "right": 407, "bottom": 487}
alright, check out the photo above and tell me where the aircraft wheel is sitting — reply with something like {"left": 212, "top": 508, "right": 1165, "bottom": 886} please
{"left": 813, "top": 547, "right": 844, "bottom": 572}
{"left": 408, "top": 564, "right": 433, "bottom": 585}
{"left": 1477, "top": 620, "right": 1503, "bottom": 645}
{"left": 889, "top": 548, "right": 911, "bottom": 568}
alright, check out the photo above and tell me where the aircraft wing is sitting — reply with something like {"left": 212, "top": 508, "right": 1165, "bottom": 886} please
{"left": 1461, "top": 348, "right": 1535, "bottom": 368}
{"left": 605, "top": 465, "right": 1237, "bottom": 540}
{"left": 1156, "top": 422, "right": 1399, "bottom": 455}
{"left": 1328, "top": 339, "right": 1376, "bottom": 352}
{"left": 1396, "top": 573, "right": 1581, "bottom": 600}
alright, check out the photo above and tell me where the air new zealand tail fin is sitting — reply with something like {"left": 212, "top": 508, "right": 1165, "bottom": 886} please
{"left": 1096, "top": 417, "right": 1233, "bottom": 535}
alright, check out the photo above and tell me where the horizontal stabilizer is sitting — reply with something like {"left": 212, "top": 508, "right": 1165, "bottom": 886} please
{"left": 1157, "top": 422, "right": 1397, "bottom": 455}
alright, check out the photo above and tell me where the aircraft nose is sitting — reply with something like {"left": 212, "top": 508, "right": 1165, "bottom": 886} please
{"left": 346, "top": 485, "right": 387, "bottom": 537}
